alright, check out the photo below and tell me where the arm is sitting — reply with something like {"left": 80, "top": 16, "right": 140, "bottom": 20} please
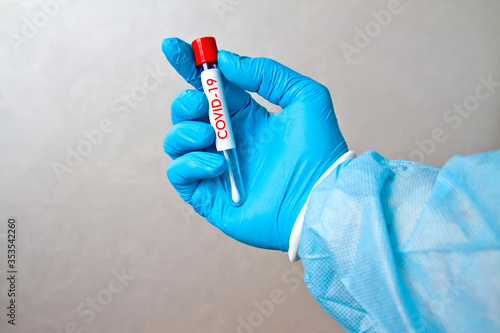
{"left": 299, "top": 150, "right": 500, "bottom": 332}
{"left": 161, "top": 38, "right": 500, "bottom": 332}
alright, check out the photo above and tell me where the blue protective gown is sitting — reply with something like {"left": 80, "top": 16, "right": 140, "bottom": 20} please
{"left": 299, "top": 150, "right": 500, "bottom": 332}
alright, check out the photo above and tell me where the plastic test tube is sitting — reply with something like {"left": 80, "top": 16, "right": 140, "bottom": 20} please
{"left": 191, "top": 37, "right": 246, "bottom": 206}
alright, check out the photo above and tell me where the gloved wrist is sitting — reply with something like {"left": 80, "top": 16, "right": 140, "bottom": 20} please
{"left": 288, "top": 151, "right": 357, "bottom": 261}
{"left": 275, "top": 140, "right": 349, "bottom": 252}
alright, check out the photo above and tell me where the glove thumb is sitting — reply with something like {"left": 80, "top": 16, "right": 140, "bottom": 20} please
{"left": 218, "top": 50, "right": 319, "bottom": 109}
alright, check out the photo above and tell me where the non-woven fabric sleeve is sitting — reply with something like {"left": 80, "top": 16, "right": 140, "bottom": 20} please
{"left": 298, "top": 149, "right": 500, "bottom": 332}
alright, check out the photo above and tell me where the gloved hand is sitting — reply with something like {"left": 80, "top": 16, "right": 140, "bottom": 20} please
{"left": 162, "top": 37, "right": 347, "bottom": 251}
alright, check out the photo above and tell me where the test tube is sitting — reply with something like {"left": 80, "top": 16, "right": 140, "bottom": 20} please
{"left": 191, "top": 36, "right": 246, "bottom": 206}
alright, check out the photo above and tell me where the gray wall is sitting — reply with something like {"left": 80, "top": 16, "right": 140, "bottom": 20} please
{"left": 1, "top": 0, "right": 499, "bottom": 332}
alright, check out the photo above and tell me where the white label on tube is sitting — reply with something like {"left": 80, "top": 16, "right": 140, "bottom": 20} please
{"left": 201, "top": 68, "right": 236, "bottom": 151}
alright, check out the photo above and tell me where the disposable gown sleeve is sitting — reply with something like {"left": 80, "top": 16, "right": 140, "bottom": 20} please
{"left": 298, "top": 149, "right": 500, "bottom": 333}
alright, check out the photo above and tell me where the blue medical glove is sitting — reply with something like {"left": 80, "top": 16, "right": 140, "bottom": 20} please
{"left": 162, "top": 38, "right": 347, "bottom": 251}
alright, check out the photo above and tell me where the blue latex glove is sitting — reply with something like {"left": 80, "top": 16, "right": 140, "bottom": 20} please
{"left": 162, "top": 38, "right": 347, "bottom": 251}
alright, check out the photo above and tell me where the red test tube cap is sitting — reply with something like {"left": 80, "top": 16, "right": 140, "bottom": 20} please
{"left": 192, "top": 37, "right": 219, "bottom": 66}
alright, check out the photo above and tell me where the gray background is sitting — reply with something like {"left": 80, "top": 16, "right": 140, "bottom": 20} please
{"left": 1, "top": 0, "right": 499, "bottom": 332}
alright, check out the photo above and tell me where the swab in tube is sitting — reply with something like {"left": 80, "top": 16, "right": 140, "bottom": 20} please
{"left": 192, "top": 36, "right": 246, "bottom": 205}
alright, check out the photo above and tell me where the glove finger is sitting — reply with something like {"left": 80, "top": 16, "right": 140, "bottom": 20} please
{"left": 162, "top": 38, "right": 258, "bottom": 118}
{"left": 171, "top": 90, "right": 209, "bottom": 125}
{"left": 218, "top": 50, "right": 329, "bottom": 109}
{"left": 163, "top": 121, "right": 215, "bottom": 159}
{"left": 162, "top": 38, "right": 203, "bottom": 90}
{"left": 167, "top": 152, "right": 226, "bottom": 203}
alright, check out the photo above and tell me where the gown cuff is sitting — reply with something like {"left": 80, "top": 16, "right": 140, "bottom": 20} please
{"left": 288, "top": 150, "right": 356, "bottom": 262}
